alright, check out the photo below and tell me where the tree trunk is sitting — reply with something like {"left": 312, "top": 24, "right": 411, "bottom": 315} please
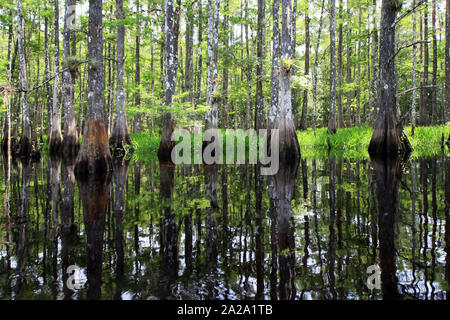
{"left": 431, "top": 0, "right": 437, "bottom": 124}
{"left": 269, "top": 0, "right": 280, "bottom": 131}
{"left": 185, "top": 1, "right": 194, "bottom": 106}
{"left": 411, "top": 0, "right": 418, "bottom": 136}
{"left": 419, "top": 0, "right": 430, "bottom": 126}
{"left": 328, "top": 0, "right": 337, "bottom": 134}
{"left": 368, "top": 0, "right": 411, "bottom": 157}
{"left": 270, "top": 0, "right": 300, "bottom": 163}
{"left": 345, "top": 0, "right": 352, "bottom": 127}
{"left": 134, "top": 0, "right": 141, "bottom": 133}
{"left": 158, "top": 0, "right": 179, "bottom": 161}
{"left": 370, "top": 0, "right": 379, "bottom": 125}
{"left": 336, "top": 0, "right": 345, "bottom": 129}
{"left": 312, "top": 0, "right": 325, "bottom": 134}
{"left": 62, "top": 0, "right": 79, "bottom": 157}
{"left": 16, "top": 0, "right": 31, "bottom": 158}
{"left": 255, "top": 0, "right": 266, "bottom": 130}
{"left": 2, "top": 15, "right": 13, "bottom": 157}
{"left": 110, "top": 0, "right": 132, "bottom": 154}
{"left": 356, "top": 5, "right": 362, "bottom": 127}
{"left": 299, "top": 6, "right": 310, "bottom": 131}
{"left": 75, "top": 0, "right": 112, "bottom": 177}
{"left": 222, "top": 0, "right": 230, "bottom": 128}
{"left": 196, "top": 0, "right": 203, "bottom": 106}
{"left": 447, "top": 0, "right": 450, "bottom": 125}
{"left": 49, "top": 0, "right": 62, "bottom": 155}
{"left": 205, "top": 0, "right": 220, "bottom": 130}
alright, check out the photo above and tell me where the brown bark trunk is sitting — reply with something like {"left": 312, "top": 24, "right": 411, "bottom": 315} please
{"left": 16, "top": 0, "right": 31, "bottom": 158}
{"left": 110, "top": 0, "right": 132, "bottom": 155}
{"left": 75, "top": 0, "right": 112, "bottom": 178}
{"left": 49, "top": 0, "right": 62, "bottom": 155}
{"left": 368, "top": 0, "right": 411, "bottom": 157}
{"left": 62, "top": 0, "right": 79, "bottom": 157}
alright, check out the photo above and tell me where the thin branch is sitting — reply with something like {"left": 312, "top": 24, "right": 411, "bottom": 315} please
{"left": 389, "top": 40, "right": 429, "bottom": 64}
{"left": 392, "top": 0, "right": 426, "bottom": 28}
{"left": 396, "top": 84, "right": 437, "bottom": 97}
{"left": 15, "top": 60, "right": 88, "bottom": 93}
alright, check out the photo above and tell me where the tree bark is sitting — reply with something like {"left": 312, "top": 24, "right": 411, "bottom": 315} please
{"left": 49, "top": 0, "right": 62, "bottom": 155}
{"left": 255, "top": 0, "right": 266, "bottom": 130}
{"left": 299, "top": 6, "right": 310, "bottom": 131}
{"left": 62, "top": 0, "right": 79, "bottom": 157}
{"left": 16, "top": 0, "right": 31, "bottom": 158}
{"left": 205, "top": 0, "right": 220, "bottom": 130}
{"left": 270, "top": 0, "right": 300, "bottom": 163}
{"left": 447, "top": 0, "right": 450, "bottom": 125}
{"left": 336, "top": 0, "right": 345, "bottom": 129}
{"left": 328, "top": 0, "right": 337, "bottom": 134}
{"left": 158, "top": 0, "right": 180, "bottom": 161}
{"left": 110, "top": 0, "right": 132, "bottom": 154}
{"left": 75, "top": 0, "right": 112, "bottom": 177}
{"left": 185, "top": 0, "right": 194, "bottom": 106}
{"left": 419, "top": 0, "right": 430, "bottom": 126}
{"left": 431, "top": 0, "right": 437, "bottom": 124}
{"left": 368, "top": 0, "right": 411, "bottom": 157}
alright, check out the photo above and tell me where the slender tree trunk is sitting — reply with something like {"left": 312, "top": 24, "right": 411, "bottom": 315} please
{"left": 431, "top": 0, "right": 437, "bottom": 124}
{"left": 49, "top": 0, "right": 62, "bottom": 155}
{"left": 312, "top": 0, "right": 326, "bottom": 134}
{"left": 110, "top": 0, "right": 132, "bottom": 154}
{"left": 299, "top": 6, "right": 310, "bottom": 131}
{"left": 328, "top": 0, "right": 337, "bottom": 134}
{"left": 356, "top": 5, "right": 362, "bottom": 127}
{"left": 158, "top": 0, "right": 179, "bottom": 161}
{"left": 75, "top": 0, "right": 112, "bottom": 177}
{"left": 412, "top": 0, "right": 418, "bottom": 136}
{"left": 244, "top": 0, "right": 251, "bottom": 130}
{"left": 16, "top": 0, "right": 31, "bottom": 158}
{"left": 185, "top": 0, "right": 194, "bottom": 106}
{"left": 134, "top": 0, "right": 141, "bottom": 133}
{"left": 62, "top": 0, "right": 79, "bottom": 157}
{"left": 44, "top": 3, "right": 52, "bottom": 139}
{"left": 269, "top": 0, "right": 280, "bottom": 131}
{"left": 205, "top": 0, "right": 220, "bottom": 130}
{"left": 2, "top": 16, "right": 13, "bottom": 157}
{"left": 420, "top": 0, "right": 430, "bottom": 126}
{"left": 222, "top": 0, "right": 230, "bottom": 128}
{"left": 447, "top": 0, "right": 450, "bottom": 125}
{"left": 196, "top": 0, "right": 203, "bottom": 106}
{"left": 368, "top": 0, "right": 411, "bottom": 156}
{"left": 255, "top": 0, "right": 265, "bottom": 130}
{"left": 370, "top": 0, "right": 379, "bottom": 125}
{"left": 345, "top": 0, "right": 352, "bottom": 127}
{"left": 336, "top": 0, "right": 345, "bottom": 129}
{"left": 270, "top": 0, "right": 300, "bottom": 163}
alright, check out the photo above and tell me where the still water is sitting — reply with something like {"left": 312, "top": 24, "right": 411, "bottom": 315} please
{"left": 0, "top": 153, "right": 449, "bottom": 300}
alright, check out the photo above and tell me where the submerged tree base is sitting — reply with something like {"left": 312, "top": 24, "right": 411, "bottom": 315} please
{"left": 62, "top": 136, "right": 80, "bottom": 158}
{"left": 157, "top": 141, "right": 175, "bottom": 163}
{"left": 109, "top": 118, "right": 132, "bottom": 158}
{"left": 49, "top": 132, "right": 63, "bottom": 156}
{"left": 368, "top": 125, "right": 412, "bottom": 157}
{"left": 74, "top": 119, "right": 112, "bottom": 179}
{"left": 19, "top": 136, "right": 32, "bottom": 159}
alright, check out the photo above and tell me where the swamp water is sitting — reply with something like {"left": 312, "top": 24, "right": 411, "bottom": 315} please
{"left": 0, "top": 153, "right": 449, "bottom": 300}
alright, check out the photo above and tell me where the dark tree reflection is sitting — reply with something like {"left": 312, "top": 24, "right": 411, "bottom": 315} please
{"left": 159, "top": 163, "right": 177, "bottom": 299}
{"left": 77, "top": 172, "right": 111, "bottom": 300}
{"left": 371, "top": 154, "right": 408, "bottom": 300}
{"left": 112, "top": 157, "right": 130, "bottom": 299}
{"left": 269, "top": 160, "right": 299, "bottom": 300}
